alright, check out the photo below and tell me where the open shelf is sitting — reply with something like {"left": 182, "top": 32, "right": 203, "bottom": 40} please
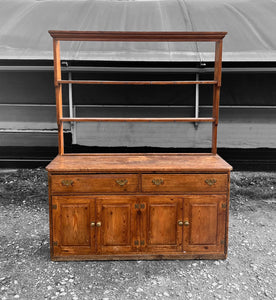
{"left": 58, "top": 80, "right": 218, "bottom": 85}
{"left": 60, "top": 117, "right": 215, "bottom": 123}
{"left": 49, "top": 30, "right": 226, "bottom": 155}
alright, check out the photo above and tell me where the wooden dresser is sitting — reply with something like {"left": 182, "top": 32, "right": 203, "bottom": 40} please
{"left": 47, "top": 154, "right": 231, "bottom": 260}
{"left": 46, "top": 31, "right": 232, "bottom": 260}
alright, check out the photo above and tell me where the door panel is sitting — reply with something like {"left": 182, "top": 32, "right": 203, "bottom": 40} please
{"left": 149, "top": 204, "right": 177, "bottom": 245}
{"left": 61, "top": 204, "right": 91, "bottom": 246}
{"left": 101, "top": 205, "right": 131, "bottom": 246}
{"left": 183, "top": 195, "right": 226, "bottom": 253}
{"left": 190, "top": 203, "right": 217, "bottom": 245}
{"left": 141, "top": 196, "right": 183, "bottom": 252}
{"left": 96, "top": 197, "right": 137, "bottom": 254}
{"left": 52, "top": 196, "right": 96, "bottom": 256}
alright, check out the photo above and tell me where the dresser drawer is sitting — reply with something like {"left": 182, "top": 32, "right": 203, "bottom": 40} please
{"left": 141, "top": 174, "right": 228, "bottom": 193}
{"left": 51, "top": 174, "right": 139, "bottom": 194}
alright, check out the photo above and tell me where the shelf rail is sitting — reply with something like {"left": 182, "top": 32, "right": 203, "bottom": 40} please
{"left": 58, "top": 80, "right": 217, "bottom": 85}
{"left": 49, "top": 30, "right": 227, "bottom": 155}
{"left": 60, "top": 117, "right": 215, "bottom": 123}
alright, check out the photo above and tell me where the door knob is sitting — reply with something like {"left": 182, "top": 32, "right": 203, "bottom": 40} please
{"left": 178, "top": 221, "right": 183, "bottom": 226}
{"left": 90, "top": 222, "right": 95, "bottom": 227}
{"left": 184, "top": 220, "right": 190, "bottom": 226}
{"left": 96, "top": 222, "right": 102, "bottom": 227}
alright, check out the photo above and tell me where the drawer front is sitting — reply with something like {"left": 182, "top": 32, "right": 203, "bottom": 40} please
{"left": 51, "top": 174, "right": 139, "bottom": 194}
{"left": 142, "top": 174, "right": 228, "bottom": 193}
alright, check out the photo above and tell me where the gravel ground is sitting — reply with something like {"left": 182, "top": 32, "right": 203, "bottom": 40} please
{"left": 0, "top": 168, "right": 275, "bottom": 300}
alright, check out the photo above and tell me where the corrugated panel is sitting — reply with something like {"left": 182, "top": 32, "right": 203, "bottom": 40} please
{"left": 0, "top": 0, "right": 275, "bottom": 61}
{"left": 0, "top": 106, "right": 275, "bottom": 148}
{"left": 74, "top": 106, "right": 276, "bottom": 148}
{"left": 0, "top": 104, "right": 69, "bottom": 130}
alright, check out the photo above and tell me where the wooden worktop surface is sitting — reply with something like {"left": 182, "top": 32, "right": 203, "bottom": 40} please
{"left": 46, "top": 153, "right": 232, "bottom": 173}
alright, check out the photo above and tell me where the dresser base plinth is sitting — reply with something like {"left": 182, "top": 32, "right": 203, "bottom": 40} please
{"left": 51, "top": 253, "right": 227, "bottom": 261}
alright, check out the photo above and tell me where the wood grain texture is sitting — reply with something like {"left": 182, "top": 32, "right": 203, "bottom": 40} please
{"left": 96, "top": 197, "right": 137, "bottom": 254}
{"left": 51, "top": 253, "right": 227, "bottom": 261}
{"left": 49, "top": 31, "right": 225, "bottom": 155}
{"left": 61, "top": 117, "right": 214, "bottom": 123}
{"left": 46, "top": 154, "right": 232, "bottom": 173}
{"left": 49, "top": 184, "right": 230, "bottom": 259}
{"left": 48, "top": 30, "right": 227, "bottom": 42}
{"left": 51, "top": 174, "right": 139, "bottom": 194}
{"left": 48, "top": 173, "right": 54, "bottom": 259}
{"left": 144, "top": 196, "right": 183, "bottom": 252}
{"left": 47, "top": 31, "right": 229, "bottom": 260}
{"left": 53, "top": 39, "right": 64, "bottom": 154}
{"left": 58, "top": 80, "right": 217, "bottom": 85}
{"left": 52, "top": 196, "right": 96, "bottom": 256}
{"left": 142, "top": 174, "right": 228, "bottom": 193}
{"left": 189, "top": 203, "right": 217, "bottom": 244}
{"left": 212, "top": 40, "right": 223, "bottom": 154}
{"left": 183, "top": 195, "right": 226, "bottom": 253}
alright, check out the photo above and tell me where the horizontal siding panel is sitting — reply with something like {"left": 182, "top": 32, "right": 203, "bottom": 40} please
{"left": 218, "top": 123, "right": 276, "bottom": 148}
{"left": 0, "top": 105, "right": 69, "bottom": 130}
{"left": 0, "top": 105, "right": 275, "bottom": 148}
{"left": 1, "top": 72, "right": 275, "bottom": 106}
{"left": 75, "top": 122, "right": 276, "bottom": 148}
{"left": 76, "top": 122, "right": 212, "bottom": 148}
{"left": 0, "top": 131, "right": 57, "bottom": 147}
{"left": 74, "top": 106, "right": 276, "bottom": 148}
{"left": 0, "top": 72, "right": 58, "bottom": 104}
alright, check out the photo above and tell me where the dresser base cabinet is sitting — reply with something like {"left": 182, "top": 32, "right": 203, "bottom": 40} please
{"left": 47, "top": 154, "right": 232, "bottom": 261}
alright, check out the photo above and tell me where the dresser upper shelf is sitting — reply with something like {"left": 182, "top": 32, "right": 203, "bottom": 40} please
{"left": 49, "top": 30, "right": 226, "bottom": 155}
{"left": 46, "top": 153, "right": 232, "bottom": 173}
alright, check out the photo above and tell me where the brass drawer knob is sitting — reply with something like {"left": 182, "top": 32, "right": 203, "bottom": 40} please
{"left": 178, "top": 221, "right": 183, "bottom": 226}
{"left": 90, "top": 222, "right": 95, "bottom": 227}
{"left": 61, "top": 179, "right": 74, "bottom": 186}
{"left": 116, "top": 179, "right": 128, "bottom": 186}
{"left": 152, "top": 179, "right": 164, "bottom": 186}
{"left": 205, "top": 179, "right": 217, "bottom": 186}
{"left": 184, "top": 220, "right": 190, "bottom": 226}
{"left": 96, "top": 222, "right": 102, "bottom": 227}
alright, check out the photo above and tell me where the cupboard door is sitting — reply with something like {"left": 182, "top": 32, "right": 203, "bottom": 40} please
{"left": 52, "top": 196, "right": 96, "bottom": 256}
{"left": 96, "top": 196, "right": 138, "bottom": 254}
{"left": 141, "top": 196, "right": 183, "bottom": 252}
{"left": 183, "top": 195, "right": 227, "bottom": 253}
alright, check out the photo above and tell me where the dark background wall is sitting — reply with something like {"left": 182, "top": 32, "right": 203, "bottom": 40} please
{"left": 0, "top": 63, "right": 275, "bottom": 169}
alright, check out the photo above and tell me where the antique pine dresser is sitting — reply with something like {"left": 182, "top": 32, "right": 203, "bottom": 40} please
{"left": 46, "top": 31, "right": 232, "bottom": 261}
